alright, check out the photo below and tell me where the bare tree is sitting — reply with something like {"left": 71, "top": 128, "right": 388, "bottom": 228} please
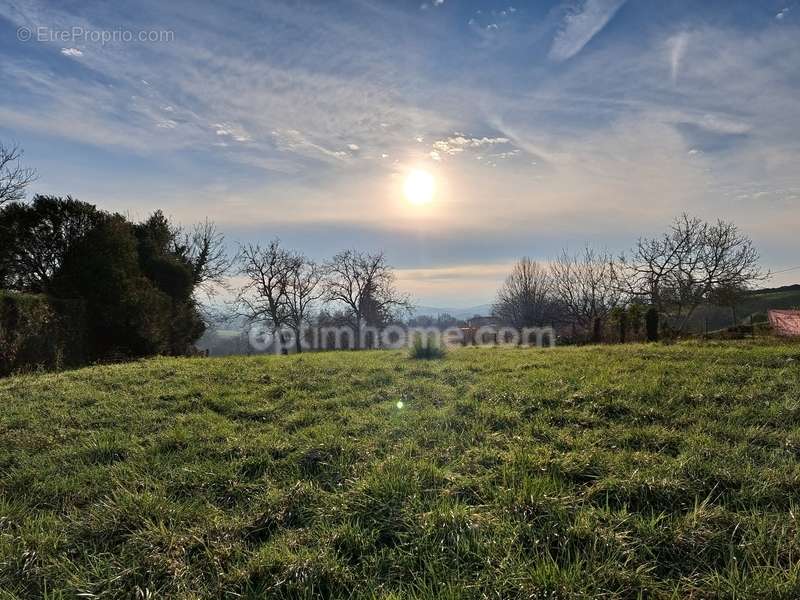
{"left": 493, "top": 257, "right": 554, "bottom": 328}
{"left": 551, "top": 246, "right": 623, "bottom": 342}
{"left": 178, "top": 219, "right": 232, "bottom": 295}
{"left": 324, "top": 249, "right": 412, "bottom": 349}
{"left": 236, "top": 239, "right": 293, "bottom": 334}
{"left": 284, "top": 254, "right": 324, "bottom": 353}
{"left": 624, "top": 214, "right": 765, "bottom": 333}
{"left": 0, "top": 142, "right": 37, "bottom": 207}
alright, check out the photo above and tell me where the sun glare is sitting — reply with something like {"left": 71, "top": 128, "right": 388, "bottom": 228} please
{"left": 404, "top": 169, "right": 435, "bottom": 206}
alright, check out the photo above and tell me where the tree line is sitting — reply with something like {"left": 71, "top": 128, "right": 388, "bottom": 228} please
{"left": 493, "top": 214, "right": 766, "bottom": 342}
{"left": 1, "top": 139, "right": 768, "bottom": 368}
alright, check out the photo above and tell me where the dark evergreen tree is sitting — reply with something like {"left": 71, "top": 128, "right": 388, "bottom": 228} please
{"left": 1, "top": 198, "right": 212, "bottom": 363}
{"left": 645, "top": 307, "right": 659, "bottom": 342}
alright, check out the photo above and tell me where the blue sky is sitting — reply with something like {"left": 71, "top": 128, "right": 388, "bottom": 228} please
{"left": 1, "top": 0, "right": 799, "bottom": 306}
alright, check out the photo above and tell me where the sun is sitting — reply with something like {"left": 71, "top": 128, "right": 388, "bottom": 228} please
{"left": 403, "top": 169, "right": 435, "bottom": 206}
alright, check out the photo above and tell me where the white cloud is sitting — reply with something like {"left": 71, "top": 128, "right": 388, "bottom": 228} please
{"left": 654, "top": 109, "right": 752, "bottom": 136}
{"left": 347, "top": 143, "right": 360, "bottom": 151}
{"left": 667, "top": 32, "right": 690, "bottom": 84}
{"left": 3, "top": 0, "right": 800, "bottom": 278}
{"left": 0, "top": 0, "right": 455, "bottom": 171}
{"left": 60, "top": 47, "right": 82, "bottom": 57}
{"left": 696, "top": 113, "right": 751, "bottom": 135}
{"left": 271, "top": 129, "right": 349, "bottom": 161}
{"left": 213, "top": 122, "right": 252, "bottom": 142}
{"left": 490, "top": 149, "right": 520, "bottom": 160}
{"left": 431, "top": 134, "right": 511, "bottom": 157}
{"left": 549, "top": 0, "right": 627, "bottom": 61}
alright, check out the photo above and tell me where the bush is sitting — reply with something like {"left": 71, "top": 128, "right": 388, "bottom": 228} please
{"left": 0, "top": 292, "right": 85, "bottom": 376}
{"left": 53, "top": 216, "right": 204, "bottom": 360}
{"left": 408, "top": 333, "right": 447, "bottom": 359}
{"left": 2, "top": 199, "right": 208, "bottom": 367}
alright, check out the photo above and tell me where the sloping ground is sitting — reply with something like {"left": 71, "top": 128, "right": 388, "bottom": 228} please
{"left": 1, "top": 342, "right": 800, "bottom": 598}
{"left": 689, "top": 284, "right": 800, "bottom": 332}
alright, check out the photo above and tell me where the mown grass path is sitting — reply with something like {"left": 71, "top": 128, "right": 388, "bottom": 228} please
{"left": 2, "top": 342, "right": 800, "bottom": 598}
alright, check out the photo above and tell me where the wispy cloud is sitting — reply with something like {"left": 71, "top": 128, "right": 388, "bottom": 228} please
{"left": 396, "top": 263, "right": 511, "bottom": 305}
{"left": 430, "top": 134, "right": 512, "bottom": 158}
{"left": 214, "top": 123, "right": 252, "bottom": 142}
{"left": 667, "top": 31, "right": 690, "bottom": 84}
{"left": 420, "top": 0, "right": 444, "bottom": 10}
{"left": 271, "top": 129, "right": 350, "bottom": 162}
{"left": 2, "top": 0, "right": 800, "bottom": 304}
{"left": 0, "top": 0, "right": 454, "bottom": 172}
{"left": 549, "top": 0, "right": 627, "bottom": 61}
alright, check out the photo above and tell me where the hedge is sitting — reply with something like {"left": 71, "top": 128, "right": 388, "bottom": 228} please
{"left": 0, "top": 292, "right": 86, "bottom": 376}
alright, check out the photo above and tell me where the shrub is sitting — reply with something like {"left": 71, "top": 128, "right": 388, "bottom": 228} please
{"left": 0, "top": 292, "right": 85, "bottom": 376}
{"left": 408, "top": 333, "right": 447, "bottom": 359}
{"left": 2, "top": 198, "right": 208, "bottom": 367}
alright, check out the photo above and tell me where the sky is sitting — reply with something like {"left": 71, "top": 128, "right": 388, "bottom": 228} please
{"left": 1, "top": 0, "right": 799, "bottom": 307}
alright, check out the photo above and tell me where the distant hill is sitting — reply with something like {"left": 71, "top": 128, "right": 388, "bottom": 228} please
{"left": 411, "top": 304, "right": 493, "bottom": 320}
{"left": 688, "top": 284, "right": 800, "bottom": 331}
{"left": 197, "top": 304, "right": 496, "bottom": 356}
{"left": 412, "top": 286, "right": 800, "bottom": 333}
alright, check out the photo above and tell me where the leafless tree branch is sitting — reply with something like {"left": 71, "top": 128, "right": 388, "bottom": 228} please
{"left": 0, "top": 141, "right": 37, "bottom": 207}
{"left": 323, "top": 249, "right": 412, "bottom": 348}
{"left": 493, "top": 257, "right": 555, "bottom": 328}
{"left": 551, "top": 246, "right": 623, "bottom": 341}
{"left": 622, "top": 214, "right": 767, "bottom": 333}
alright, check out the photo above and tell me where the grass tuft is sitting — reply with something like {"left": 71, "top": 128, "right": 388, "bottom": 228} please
{"left": 408, "top": 333, "right": 447, "bottom": 359}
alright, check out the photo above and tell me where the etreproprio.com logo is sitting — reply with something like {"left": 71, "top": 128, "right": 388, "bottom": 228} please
{"left": 17, "top": 26, "right": 175, "bottom": 45}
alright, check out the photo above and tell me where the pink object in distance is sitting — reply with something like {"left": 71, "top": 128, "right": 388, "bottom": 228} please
{"left": 768, "top": 309, "right": 800, "bottom": 337}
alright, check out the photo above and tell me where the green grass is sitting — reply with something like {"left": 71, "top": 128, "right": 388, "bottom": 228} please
{"left": 1, "top": 341, "right": 800, "bottom": 598}
{"left": 408, "top": 334, "right": 447, "bottom": 360}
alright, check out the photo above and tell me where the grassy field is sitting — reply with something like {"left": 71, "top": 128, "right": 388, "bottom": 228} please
{"left": 2, "top": 342, "right": 800, "bottom": 598}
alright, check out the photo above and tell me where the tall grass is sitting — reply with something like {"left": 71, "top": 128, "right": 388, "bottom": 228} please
{"left": 408, "top": 333, "right": 447, "bottom": 359}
